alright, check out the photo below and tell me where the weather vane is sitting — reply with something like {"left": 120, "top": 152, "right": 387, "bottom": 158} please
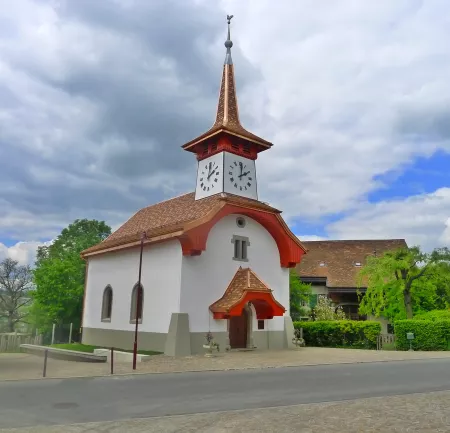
{"left": 224, "top": 15, "right": 234, "bottom": 65}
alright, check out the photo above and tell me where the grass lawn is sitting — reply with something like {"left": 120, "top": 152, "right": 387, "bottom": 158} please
{"left": 381, "top": 342, "right": 397, "bottom": 351}
{"left": 50, "top": 343, "right": 161, "bottom": 356}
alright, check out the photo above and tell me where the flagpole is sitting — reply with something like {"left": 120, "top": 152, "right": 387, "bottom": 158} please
{"left": 133, "top": 231, "right": 146, "bottom": 370}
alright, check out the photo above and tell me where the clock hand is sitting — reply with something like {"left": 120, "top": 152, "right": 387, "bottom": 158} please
{"left": 207, "top": 169, "right": 216, "bottom": 180}
{"left": 239, "top": 161, "right": 243, "bottom": 177}
{"left": 238, "top": 171, "right": 251, "bottom": 179}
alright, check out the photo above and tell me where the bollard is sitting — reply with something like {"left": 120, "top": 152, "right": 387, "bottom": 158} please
{"left": 110, "top": 347, "right": 114, "bottom": 375}
{"left": 43, "top": 349, "right": 48, "bottom": 378}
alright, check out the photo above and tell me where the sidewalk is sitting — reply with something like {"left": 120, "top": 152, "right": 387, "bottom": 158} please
{"left": 2, "top": 390, "right": 449, "bottom": 432}
{"left": 2, "top": 347, "right": 450, "bottom": 381}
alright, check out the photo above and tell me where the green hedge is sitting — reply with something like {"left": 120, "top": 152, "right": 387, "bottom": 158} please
{"left": 293, "top": 320, "right": 381, "bottom": 349}
{"left": 394, "top": 320, "right": 450, "bottom": 351}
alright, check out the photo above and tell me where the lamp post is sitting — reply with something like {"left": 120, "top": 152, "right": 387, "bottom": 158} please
{"left": 133, "top": 231, "right": 146, "bottom": 370}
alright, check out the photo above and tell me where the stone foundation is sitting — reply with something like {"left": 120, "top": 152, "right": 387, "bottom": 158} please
{"left": 82, "top": 313, "right": 293, "bottom": 356}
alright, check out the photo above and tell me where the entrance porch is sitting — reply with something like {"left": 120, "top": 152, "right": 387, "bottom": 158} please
{"left": 209, "top": 267, "right": 294, "bottom": 352}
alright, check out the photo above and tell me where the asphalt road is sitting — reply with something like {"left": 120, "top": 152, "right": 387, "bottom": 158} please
{"left": 2, "top": 358, "right": 450, "bottom": 429}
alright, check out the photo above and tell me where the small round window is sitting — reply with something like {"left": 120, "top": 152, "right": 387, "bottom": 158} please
{"left": 236, "top": 217, "right": 246, "bottom": 228}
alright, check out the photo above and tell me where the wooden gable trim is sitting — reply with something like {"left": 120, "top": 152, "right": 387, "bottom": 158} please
{"left": 179, "top": 203, "right": 307, "bottom": 268}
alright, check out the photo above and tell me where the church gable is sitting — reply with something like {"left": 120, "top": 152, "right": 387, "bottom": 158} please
{"left": 81, "top": 192, "right": 306, "bottom": 268}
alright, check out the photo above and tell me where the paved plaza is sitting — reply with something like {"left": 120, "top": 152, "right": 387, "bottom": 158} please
{"left": 2, "top": 347, "right": 450, "bottom": 381}
{"left": 1, "top": 389, "right": 449, "bottom": 432}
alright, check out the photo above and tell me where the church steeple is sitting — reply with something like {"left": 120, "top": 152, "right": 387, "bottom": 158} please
{"left": 182, "top": 15, "right": 272, "bottom": 161}
{"left": 212, "top": 14, "right": 242, "bottom": 138}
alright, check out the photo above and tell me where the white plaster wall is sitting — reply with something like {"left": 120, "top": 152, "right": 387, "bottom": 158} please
{"left": 83, "top": 240, "right": 182, "bottom": 333}
{"left": 180, "top": 214, "right": 289, "bottom": 332}
{"left": 368, "top": 315, "right": 390, "bottom": 334}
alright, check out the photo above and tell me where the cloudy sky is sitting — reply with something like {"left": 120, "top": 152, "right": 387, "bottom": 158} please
{"left": 1, "top": 0, "right": 450, "bottom": 265}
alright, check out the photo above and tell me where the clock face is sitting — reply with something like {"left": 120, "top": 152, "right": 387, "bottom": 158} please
{"left": 228, "top": 160, "right": 254, "bottom": 192}
{"left": 199, "top": 160, "right": 221, "bottom": 192}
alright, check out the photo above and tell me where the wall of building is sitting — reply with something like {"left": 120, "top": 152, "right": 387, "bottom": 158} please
{"left": 368, "top": 315, "right": 390, "bottom": 334}
{"left": 311, "top": 285, "right": 328, "bottom": 296}
{"left": 180, "top": 213, "right": 289, "bottom": 333}
{"left": 83, "top": 239, "right": 183, "bottom": 334}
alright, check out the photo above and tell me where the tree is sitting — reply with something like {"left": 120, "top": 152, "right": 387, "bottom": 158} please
{"left": 289, "top": 269, "right": 312, "bottom": 321}
{"left": 312, "top": 295, "right": 347, "bottom": 321}
{"left": 358, "top": 246, "right": 450, "bottom": 320}
{"left": 32, "top": 219, "right": 111, "bottom": 330}
{"left": 0, "top": 258, "right": 33, "bottom": 332}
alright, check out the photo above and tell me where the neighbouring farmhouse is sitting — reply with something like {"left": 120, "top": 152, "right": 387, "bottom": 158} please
{"left": 296, "top": 239, "right": 408, "bottom": 333}
{"left": 80, "top": 20, "right": 307, "bottom": 356}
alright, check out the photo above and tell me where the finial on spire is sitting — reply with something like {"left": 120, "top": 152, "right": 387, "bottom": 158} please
{"left": 224, "top": 14, "right": 234, "bottom": 65}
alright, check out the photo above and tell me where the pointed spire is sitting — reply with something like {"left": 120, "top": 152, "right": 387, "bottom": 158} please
{"left": 214, "top": 14, "right": 240, "bottom": 130}
{"left": 224, "top": 14, "right": 233, "bottom": 65}
{"left": 181, "top": 15, "right": 273, "bottom": 152}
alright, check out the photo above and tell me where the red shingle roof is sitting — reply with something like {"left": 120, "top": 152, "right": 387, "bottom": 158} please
{"left": 209, "top": 267, "right": 286, "bottom": 319}
{"left": 296, "top": 239, "right": 408, "bottom": 287}
{"left": 210, "top": 267, "right": 274, "bottom": 313}
{"left": 81, "top": 192, "right": 281, "bottom": 256}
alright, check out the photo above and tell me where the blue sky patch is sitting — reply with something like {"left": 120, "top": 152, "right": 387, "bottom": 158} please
{"left": 369, "top": 150, "right": 450, "bottom": 203}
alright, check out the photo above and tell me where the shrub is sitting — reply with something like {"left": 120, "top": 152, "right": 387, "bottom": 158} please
{"left": 394, "top": 320, "right": 450, "bottom": 351}
{"left": 293, "top": 320, "right": 381, "bottom": 349}
{"left": 312, "top": 296, "right": 346, "bottom": 321}
{"left": 414, "top": 310, "right": 450, "bottom": 321}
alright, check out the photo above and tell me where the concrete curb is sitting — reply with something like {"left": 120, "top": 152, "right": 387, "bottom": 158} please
{"left": 20, "top": 344, "right": 107, "bottom": 363}
{"left": 2, "top": 354, "right": 450, "bottom": 383}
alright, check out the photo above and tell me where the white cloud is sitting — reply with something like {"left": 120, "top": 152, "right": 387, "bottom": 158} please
{"left": 297, "top": 235, "right": 328, "bottom": 242}
{"left": 327, "top": 187, "right": 450, "bottom": 251}
{"left": 221, "top": 0, "right": 450, "bottom": 221}
{"left": 2, "top": 0, "right": 450, "bottom": 251}
{"left": 441, "top": 218, "right": 450, "bottom": 245}
{"left": 0, "top": 240, "right": 51, "bottom": 266}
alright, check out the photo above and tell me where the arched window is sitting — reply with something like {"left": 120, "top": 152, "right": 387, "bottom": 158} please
{"left": 130, "top": 283, "right": 144, "bottom": 323}
{"left": 101, "top": 286, "right": 113, "bottom": 322}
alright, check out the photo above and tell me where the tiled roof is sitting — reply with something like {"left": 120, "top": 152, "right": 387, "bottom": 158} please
{"left": 81, "top": 192, "right": 280, "bottom": 256}
{"left": 296, "top": 239, "right": 408, "bottom": 288}
{"left": 210, "top": 267, "right": 274, "bottom": 313}
{"left": 182, "top": 63, "right": 272, "bottom": 150}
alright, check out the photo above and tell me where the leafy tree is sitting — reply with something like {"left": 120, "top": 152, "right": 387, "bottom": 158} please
{"left": 312, "top": 295, "right": 347, "bottom": 321}
{"left": 32, "top": 219, "right": 111, "bottom": 330}
{"left": 0, "top": 258, "right": 33, "bottom": 332}
{"left": 358, "top": 246, "right": 450, "bottom": 320}
{"left": 289, "top": 269, "right": 312, "bottom": 321}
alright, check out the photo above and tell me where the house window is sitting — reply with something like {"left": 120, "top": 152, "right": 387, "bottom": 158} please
{"left": 130, "top": 283, "right": 144, "bottom": 323}
{"left": 101, "top": 285, "right": 113, "bottom": 322}
{"left": 232, "top": 235, "right": 250, "bottom": 261}
{"left": 258, "top": 320, "right": 265, "bottom": 330}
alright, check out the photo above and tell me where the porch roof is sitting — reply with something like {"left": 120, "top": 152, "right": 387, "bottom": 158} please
{"left": 209, "top": 267, "right": 285, "bottom": 320}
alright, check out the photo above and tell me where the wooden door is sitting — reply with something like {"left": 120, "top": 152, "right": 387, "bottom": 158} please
{"left": 229, "top": 309, "right": 248, "bottom": 349}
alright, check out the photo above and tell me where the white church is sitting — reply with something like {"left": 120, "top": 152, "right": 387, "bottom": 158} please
{"left": 80, "top": 18, "right": 307, "bottom": 356}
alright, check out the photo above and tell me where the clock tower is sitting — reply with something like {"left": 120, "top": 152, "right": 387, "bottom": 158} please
{"left": 182, "top": 16, "right": 273, "bottom": 201}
